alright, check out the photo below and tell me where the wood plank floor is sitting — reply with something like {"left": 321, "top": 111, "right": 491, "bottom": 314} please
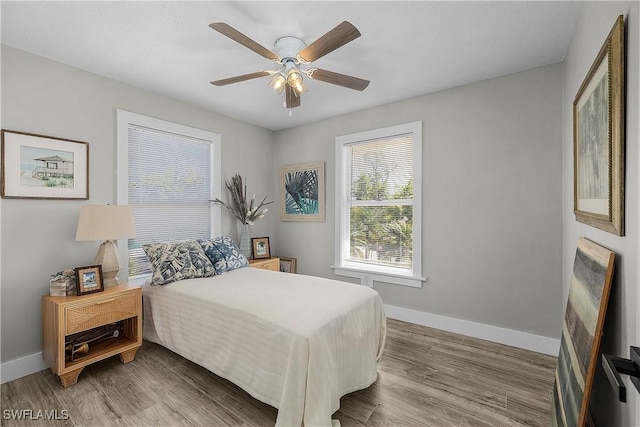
{"left": 1, "top": 319, "right": 557, "bottom": 426}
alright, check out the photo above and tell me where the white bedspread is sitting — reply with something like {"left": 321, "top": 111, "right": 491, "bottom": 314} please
{"left": 142, "top": 267, "right": 386, "bottom": 427}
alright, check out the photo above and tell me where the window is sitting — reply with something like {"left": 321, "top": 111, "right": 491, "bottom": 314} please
{"left": 334, "top": 121, "right": 423, "bottom": 288}
{"left": 116, "top": 110, "right": 221, "bottom": 283}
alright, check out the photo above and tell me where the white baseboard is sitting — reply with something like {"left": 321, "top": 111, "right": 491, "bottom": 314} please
{"left": 384, "top": 304, "right": 560, "bottom": 356}
{"left": 1, "top": 352, "right": 48, "bottom": 384}
{"left": 0, "top": 307, "right": 559, "bottom": 384}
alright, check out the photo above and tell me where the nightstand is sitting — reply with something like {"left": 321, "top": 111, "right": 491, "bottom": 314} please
{"left": 42, "top": 284, "right": 142, "bottom": 387}
{"left": 249, "top": 257, "right": 280, "bottom": 271}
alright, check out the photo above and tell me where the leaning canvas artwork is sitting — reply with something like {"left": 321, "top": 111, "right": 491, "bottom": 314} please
{"left": 552, "top": 237, "right": 615, "bottom": 427}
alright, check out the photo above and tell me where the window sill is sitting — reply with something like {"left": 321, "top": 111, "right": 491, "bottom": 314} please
{"left": 331, "top": 266, "right": 425, "bottom": 288}
{"left": 127, "top": 274, "right": 151, "bottom": 287}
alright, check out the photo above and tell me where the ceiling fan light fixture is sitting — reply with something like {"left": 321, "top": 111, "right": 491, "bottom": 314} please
{"left": 293, "top": 79, "right": 308, "bottom": 95}
{"left": 287, "top": 69, "right": 304, "bottom": 89}
{"left": 268, "top": 73, "right": 286, "bottom": 94}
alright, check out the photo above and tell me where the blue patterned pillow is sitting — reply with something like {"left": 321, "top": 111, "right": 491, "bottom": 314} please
{"left": 198, "top": 238, "right": 228, "bottom": 274}
{"left": 198, "top": 236, "right": 248, "bottom": 274}
{"left": 143, "top": 240, "right": 215, "bottom": 286}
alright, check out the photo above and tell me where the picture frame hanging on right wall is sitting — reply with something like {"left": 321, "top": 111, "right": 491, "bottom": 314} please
{"left": 573, "top": 15, "right": 625, "bottom": 236}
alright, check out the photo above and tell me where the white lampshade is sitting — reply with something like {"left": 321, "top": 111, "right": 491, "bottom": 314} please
{"left": 76, "top": 205, "right": 136, "bottom": 287}
{"left": 76, "top": 205, "right": 136, "bottom": 242}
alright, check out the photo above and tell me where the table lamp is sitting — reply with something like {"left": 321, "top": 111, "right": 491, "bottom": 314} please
{"left": 75, "top": 205, "right": 136, "bottom": 287}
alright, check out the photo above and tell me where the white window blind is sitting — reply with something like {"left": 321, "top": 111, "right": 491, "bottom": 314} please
{"left": 127, "top": 125, "right": 213, "bottom": 277}
{"left": 346, "top": 134, "right": 414, "bottom": 269}
{"left": 335, "top": 121, "right": 423, "bottom": 288}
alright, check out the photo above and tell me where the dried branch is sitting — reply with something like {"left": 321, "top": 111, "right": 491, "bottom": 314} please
{"left": 212, "top": 174, "right": 274, "bottom": 225}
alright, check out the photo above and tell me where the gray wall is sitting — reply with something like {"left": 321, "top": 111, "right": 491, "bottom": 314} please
{"left": 0, "top": 45, "right": 276, "bottom": 363}
{"left": 274, "top": 63, "right": 564, "bottom": 339}
{"left": 562, "top": 2, "right": 640, "bottom": 426}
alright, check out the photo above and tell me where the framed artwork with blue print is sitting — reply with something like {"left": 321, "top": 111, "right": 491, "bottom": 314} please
{"left": 280, "top": 161, "right": 325, "bottom": 222}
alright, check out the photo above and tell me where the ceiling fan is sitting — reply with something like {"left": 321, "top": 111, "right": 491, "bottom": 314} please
{"left": 209, "top": 21, "right": 370, "bottom": 109}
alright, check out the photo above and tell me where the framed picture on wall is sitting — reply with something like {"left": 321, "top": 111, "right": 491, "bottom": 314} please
{"left": 280, "top": 162, "right": 325, "bottom": 222}
{"left": 1, "top": 129, "right": 89, "bottom": 200}
{"left": 573, "top": 15, "right": 625, "bottom": 236}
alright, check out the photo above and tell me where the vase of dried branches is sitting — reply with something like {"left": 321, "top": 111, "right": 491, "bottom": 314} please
{"left": 213, "top": 174, "right": 273, "bottom": 260}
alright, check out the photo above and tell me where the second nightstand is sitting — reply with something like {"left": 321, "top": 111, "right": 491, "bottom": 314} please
{"left": 249, "top": 257, "right": 280, "bottom": 271}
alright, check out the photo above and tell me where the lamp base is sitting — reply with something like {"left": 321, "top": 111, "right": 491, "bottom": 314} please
{"left": 101, "top": 271, "right": 120, "bottom": 288}
{"left": 94, "top": 240, "right": 121, "bottom": 288}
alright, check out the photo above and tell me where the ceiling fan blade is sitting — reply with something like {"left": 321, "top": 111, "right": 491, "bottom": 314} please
{"left": 210, "top": 22, "right": 279, "bottom": 61}
{"left": 307, "top": 68, "right": 369, "bottom": 91}
{"left": 297, "top": 21, "right": 361, "bottom": 63}
{"left": 285, "top": 83, "right": 301, "bottom": 108}
{"left": 210, "top": 71, "right": 271, "bottom": 86}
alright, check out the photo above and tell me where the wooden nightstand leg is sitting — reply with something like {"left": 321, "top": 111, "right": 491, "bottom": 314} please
{"left": 119, "top": 348, "right": 139, "bottom": 364}
{"left": 59, "top": 368, "right": 83, "bottom": 387}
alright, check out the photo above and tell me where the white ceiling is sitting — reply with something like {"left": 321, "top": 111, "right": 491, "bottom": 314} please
{"left": 1, "top": 1, "right": 580, "bottom": 131}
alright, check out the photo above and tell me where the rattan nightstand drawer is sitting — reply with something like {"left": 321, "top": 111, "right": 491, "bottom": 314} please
{"left": 65, "top": 291, "right": 138, "bottom": 334}
{"left": 249, "top": 257, "right": 280, "bottom": 271}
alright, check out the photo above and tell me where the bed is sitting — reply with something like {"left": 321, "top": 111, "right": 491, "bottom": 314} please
{"left": 142, "top": 265, "right": 386, "bottom": 427}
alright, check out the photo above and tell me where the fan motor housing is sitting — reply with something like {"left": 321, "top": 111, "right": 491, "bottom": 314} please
{"left": 274, "top": 36, "right": 306, "bottom": 63}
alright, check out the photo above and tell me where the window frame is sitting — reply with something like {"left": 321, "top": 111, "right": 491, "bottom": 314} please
{"left": 116, "top": 110, "right": 221, "bottom": 284}
{"left": 333, "top": 121, "right": 424, "bottom": 288}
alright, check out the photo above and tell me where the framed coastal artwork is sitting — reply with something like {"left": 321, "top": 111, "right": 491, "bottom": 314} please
{"left": 573, "top": 16, "right": 625, "bottom": 236}
{"left": 551, "top": 237, "right": 615, "bottom": 427}
{"left": 1, "top": 130, "right": 89, "bottom": 199}
{"left": 280, "top": 161, "right": 325, "bottom": 222}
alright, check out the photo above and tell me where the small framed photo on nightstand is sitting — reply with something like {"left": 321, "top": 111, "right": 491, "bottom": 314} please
{"left": 279, "top": 257, "right": 297, "bottom": 274}
{"left": 75, "top": 265, "right": 104, "bottom": 295}
{"left": 251, "top": 237, "right": 270, "bottom": 259}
